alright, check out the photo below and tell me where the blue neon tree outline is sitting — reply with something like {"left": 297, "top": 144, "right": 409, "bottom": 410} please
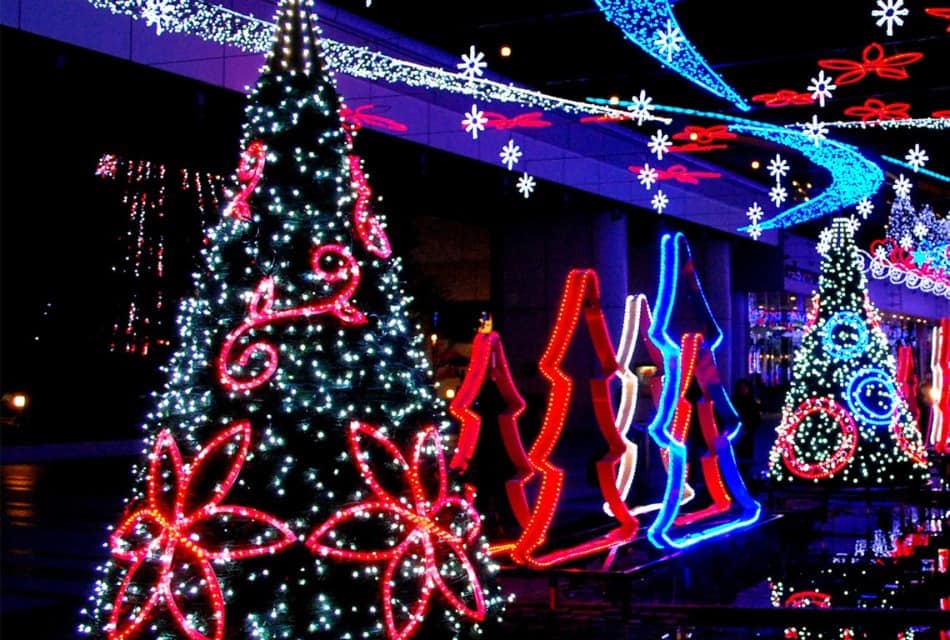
{"left": 646, "top": 232, "right": 761, "bottom": 549}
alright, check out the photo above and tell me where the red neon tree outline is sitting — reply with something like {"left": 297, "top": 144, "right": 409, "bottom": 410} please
{"left": 505, "top": 269, "right": 639, "bottom": 569}
{"left": 448, "top": 329, "right": 536, "bottom": 532}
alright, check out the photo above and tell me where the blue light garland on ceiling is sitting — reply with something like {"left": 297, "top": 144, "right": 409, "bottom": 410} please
{"left": 592, "top": 0, "right": 750, "bottom": 111}
{"left": 588, "top": 98, "right": 886, "bottom": 233}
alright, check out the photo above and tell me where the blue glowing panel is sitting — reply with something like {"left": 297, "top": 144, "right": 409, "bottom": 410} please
{"left": 732, "top": 124, "right": 884, "bottom": 232}
{"left": 593, "top": 0, "right": 750, "bottom": 111}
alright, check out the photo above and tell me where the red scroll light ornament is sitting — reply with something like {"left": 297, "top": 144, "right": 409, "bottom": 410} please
{"left": 106, "top": 422, "right": 296, "bottom": 640}
{"left": 503, "top": 269, "right": 639, "bottom": 569}
{"left": 818, "top": 42, "right": 924, "bottom": 86}
{"left": 222, "top": 140, "right": 266, "bottom": 222}
{"left": 217, "top": 244, "right": 367, "bottom": 393}
{"left": 347, "top": 154, "right": 392, "bottom": 259}
{"left": 306, "top": 422, "right": 486, "bottom": 640}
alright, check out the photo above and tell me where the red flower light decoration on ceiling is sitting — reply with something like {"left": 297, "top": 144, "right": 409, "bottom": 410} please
{"left": 843, "top": 98, "right": 911, "bottom": 121}
{"left": 925, "top": 7, "right": 950, "bottom": 31}
{"left": 751, "top": 89, "right": 815, "bottom": 108}
{"left": 340, "top": 104, "right": 408, "bottom": 133}
{"left": 306, "top": 422, "right": 487, "bottom": 640}
{"left": 106, "top": 422, "right": 296, "bottom": 640}
{"left": 482, "top": 111, "right": 552, "bottom": 130}
{"left": 818, "top": 42, "right": 924, "bottom": 86}
{"left": 669, "top": 125, "right": 734, "bottom": 152}
{"left": 627, "top": 164, "right": 721, "bottom": 185}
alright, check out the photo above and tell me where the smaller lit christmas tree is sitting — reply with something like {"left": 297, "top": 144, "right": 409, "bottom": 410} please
{"left": 768, "top": 217, "right": 929, "bottom": 486}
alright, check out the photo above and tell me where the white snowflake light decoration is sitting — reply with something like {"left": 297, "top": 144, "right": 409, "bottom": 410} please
{"left": 457, "top": 45, "right": 487, "bottom": 83}
{"left": 899, "top": 234, "right": 914, "bottom": 250}
{"left": 874, "top": 244, "right": 889, "bottom": 260}
{"left": 651, "top": 189, "right": 669, "bottom": 214}
{"left": 653, "top": 19, "right": 684, "bottom": 62}
{"left": 648, "top": 129, "right": 671, "bottom": 160}
{"left": 893, "top": 174, "right": 913, "bottom": 200}
{"left": 462, "top": 104, "right": 487, "bottom": 140}
{"left": 746, "top": 202, "right": 765, "bottom": 224}
{"left": 913, "top": 221, "right": 929, "bottom": 239}
{"left": 846, "top": 216, "right": 861, "bottom": 235}
{"left": 499, "top": 139, "right": 522, "bottom": 170}
{"left": 767, "top": 154, "right": 789, "bottom": 182}
{"left": 769, "top": 184, "right": 788, "bottom": 208}
{"left": 807, "top": 70, "right": 837, "bottom": 108}
{"left": 817, "top": 227, "right": 833, "bottom": 257}
{"left": 857, "top": 197, "right": 874, "bottom": 220}
{"left": 637, "top": 163, "right": 658, "bottom": 190}
{"left": 748, "top": 222, "right": 763, "bottom": 241}
{"left": 872, "top": 0, "right": 909, "bottom": 37}
{"left": 142, "top": 0, "right": 178, "bottom": 35}
{"left": 803, "top": 115, "right": 829, "bottom": 146}
{"left": 517, "top": 172, "right": 536, "bottom": 199}
{"left": 905, "top": 144, "right": 929, "bottom": 172}
{"left": 627, "top": 89, "right": 656, "bottom": 126}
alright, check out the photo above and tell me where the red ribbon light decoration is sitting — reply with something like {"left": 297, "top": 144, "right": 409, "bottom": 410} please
{"left": 503, "top": 269, "right": 639, "bottom": 569}
{"left": 925, "top": 7, "right": 950, "bottom": 31}
{"left": 448, "top": 330, "right": 536, "bottom": 531}
{"left": 106, "top": 423, "right": 296, "bottom": 640}
{"left": 217, "top": 244, "right": 367, "bottom": 392}
{"left": 751, "top": 90, "right": 815, "bottom": 108}
{"left": 776, "top": 396, "right": 859, "bottom": 480}
{"left": 223, "top": 140, "right": 266, "bottom": 222}
{"left": 669, "top": 125, "right": 734, "bottom": 152}
{"left": 482, "top": 111, "right": 552, "bottom": 130}
{"left": 627, "top": 164, "right": 722, "bottom": 185}
{"left": 340, "top": 104, "right": 408, "bottom": 132}
{"left": 843, "top": 98, "right": 911, "bottom": 122}
{"left": 347, "top": 155, "right": 392, "bottom": 259}
{"left": 306, "top": 422, "right": 487, "bottom": 640}
{"left": 819, "top": 43, "right": 924, "bottom": 86}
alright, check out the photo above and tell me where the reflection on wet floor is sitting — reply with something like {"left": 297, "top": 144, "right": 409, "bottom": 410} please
{"left": 1, "top": 446, "right": 949, "bottom": 639}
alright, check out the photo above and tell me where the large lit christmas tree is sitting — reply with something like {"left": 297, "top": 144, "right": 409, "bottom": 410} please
{"left": 79, "top": 2, "right": 504, "bottom": 638}
{"left": 768, "top": 217, "right": 929, "bottom": 486}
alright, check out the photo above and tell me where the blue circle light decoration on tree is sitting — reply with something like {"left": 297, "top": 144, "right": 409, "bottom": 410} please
{"left": 846, "top": 366, "right": 899, "bottom": 427}
{"left": 821, "top": 310, "right": 869, "bottom": 361}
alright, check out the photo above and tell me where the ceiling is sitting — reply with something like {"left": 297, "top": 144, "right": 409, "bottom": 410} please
{"left": 329, "top": 0, "right": 950, "bottom": 235}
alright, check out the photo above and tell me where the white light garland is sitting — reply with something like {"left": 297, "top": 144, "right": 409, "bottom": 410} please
{"left": 87, "top": 0, "right": 670, "bottom": 122}
{"left": 857, "top": 249, "right": 950, "bottom": 299}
